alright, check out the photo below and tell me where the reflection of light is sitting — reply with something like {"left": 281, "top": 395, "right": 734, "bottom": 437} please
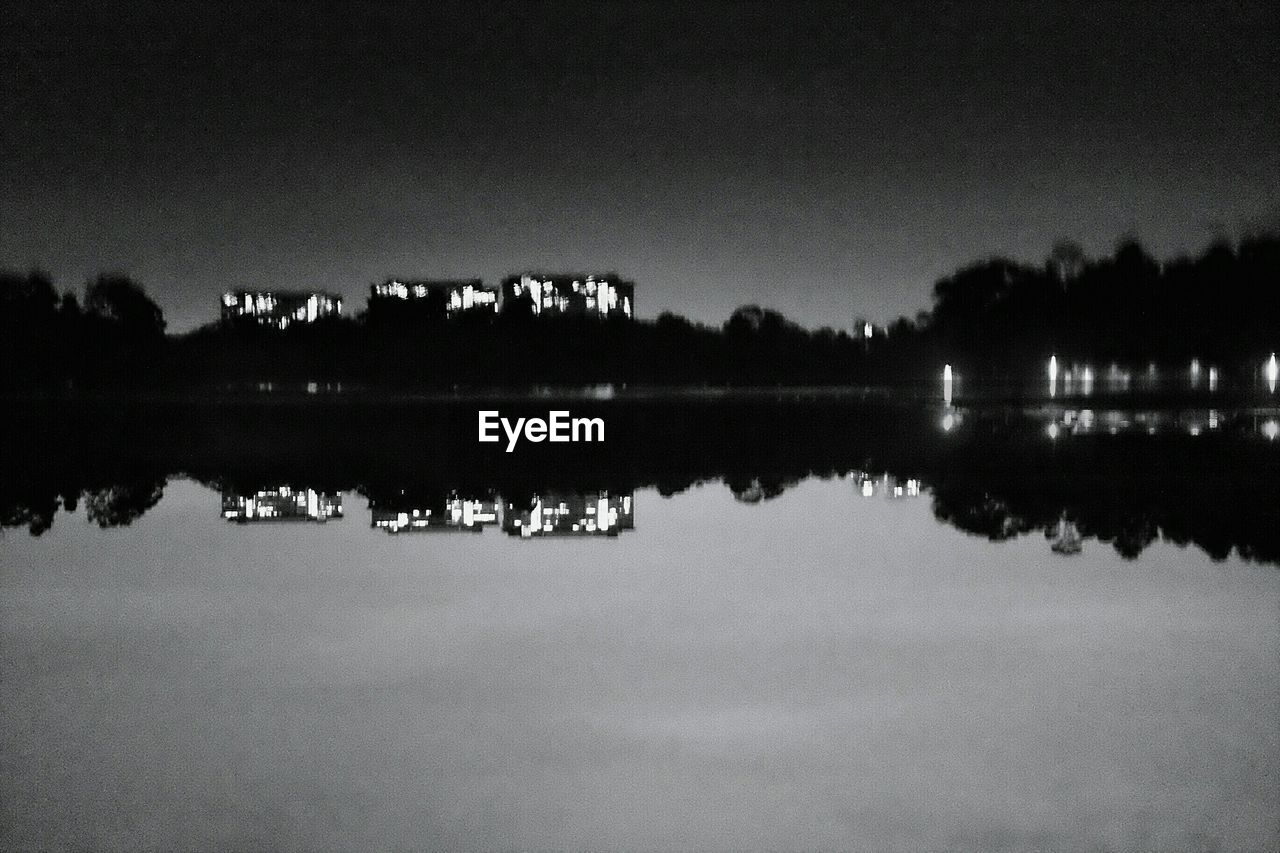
{"left": 942, "top": 364, "right": 953, "bottom": 405}
{"left": 941, "top": 412, "right": 956, "bottom": 432}
{"left": 1263, "top": 419, "right": 1280, "bottom": 441}
{"left": 1188, "top": 425, "right": 1201, "bottom": 436}
{"left": 1046, "top": 422, "right": 1060, "bottom": 440}
{"left": 1209, "top": 410, "right": 1219, "bottom": 430}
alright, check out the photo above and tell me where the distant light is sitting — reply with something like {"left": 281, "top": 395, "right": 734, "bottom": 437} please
{"left": 942, "top": 364, "right": 953, "bottom": 405}
{"left": 864, "top": 322, "right": 874, "bottom": 338}
{"left": 1048, "top": 355, "right": 1058, "bottom": 381}
{"left": 1267, "top": 354, "right": 1279, "bottom": 392}
{"left": 1208, "top": 367, "right": 1219, "bottom": 392}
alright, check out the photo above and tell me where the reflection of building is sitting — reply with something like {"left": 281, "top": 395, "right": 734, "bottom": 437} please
{"left": 500, "top": 273, "right": 634, "bottom": 319}
{"left": 221, "top": 487, "right": 343, "bottom": 522}
{"left": 502, "top": 491, "right": 634, "bottom": 538}
{"left": 370, "top": 491, "right": 501, "bottom": 533}
{"left": 852, "top": 471, "right": 922, "bottom": 499}
{"left": 369, "top": 279, "right": 498, "bottom": 318}
{"left": 221, "top": 291, "right": 343, "bottom": 329}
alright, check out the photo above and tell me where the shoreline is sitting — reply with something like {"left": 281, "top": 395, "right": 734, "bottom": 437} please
{"left": 2, "top": 384, "right": 1278, "bottom": 411}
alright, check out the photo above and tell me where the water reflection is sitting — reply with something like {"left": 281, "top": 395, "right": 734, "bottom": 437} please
{"left": 853, "top": 471, "right": 922, "bottom": 499}
{"left": 222, "top": 486, "right": 343, "bottom": 523}
{"left": 1048, "top": 516, "right": 1083, "bottom": 555}
{"left": 5, "top": 400, "right": 1277, "bottom": 851}
{"left": 2, "top": 401, "right": 1278, "bottom": 565}
{"left": 370, "top": 490, "right": 501, "bottom": 533}
{"left": 503, "top": 491, "right": 634, "bottom": 538}
{"left": 1023, "top": 406, "right": 1280, "bottom": 439}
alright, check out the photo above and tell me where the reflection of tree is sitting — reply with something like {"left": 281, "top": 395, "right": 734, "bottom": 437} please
{"left": 0, "top": 493, "right": 59, "bottom": 536}
{"left": 930, "top": 488, "right": 1036, "bottom": 541}
{"left": 0, "top": 401, "right": 1277, "bottom": 568}
{"left": 727, "top": 474, "right": 800, "bottom": 503}
{"left": 84, "top": 480, "right": 166, "bottom": 528}
{"left": 924, "top": 428, "right": 1280, "bottom": 563}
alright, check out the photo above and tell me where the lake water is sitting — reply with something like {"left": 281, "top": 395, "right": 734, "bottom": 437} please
{"left": 2, "top": 400, "right": 1278, "bottom": 850}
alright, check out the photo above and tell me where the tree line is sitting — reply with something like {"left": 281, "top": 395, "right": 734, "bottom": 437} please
{"left": 3, "top": 396, "right": 1276, "bottom": 564}
{"left": 3, "top": 233, "right": 1277, "bottom": 392}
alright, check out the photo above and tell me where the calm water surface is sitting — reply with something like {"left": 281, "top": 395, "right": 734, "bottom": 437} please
{"left": 3, "top": 476, "right": 1278, "bottom": 850}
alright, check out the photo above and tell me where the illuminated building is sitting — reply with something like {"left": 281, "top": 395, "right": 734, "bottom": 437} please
{"left": 368, "top": 278, "right": 497, "bottom": 318}
{"left": 370, "top": 491, "right": 501, "bottom": 533}
{"left": 502, "top": 490, "right": 635, "bottom": 538}
{"left": 221, "top": 486, "right": 343, "bottom": 523}
{"left": 220, "top": 291, "right": 343, "bottom": 329}
{"left": 500, "top": 273, "right": 635, "bottom": 319}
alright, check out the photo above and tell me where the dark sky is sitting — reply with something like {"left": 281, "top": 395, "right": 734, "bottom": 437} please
{"left": 3, "top": 0, "right": 1277, "bottom": 332}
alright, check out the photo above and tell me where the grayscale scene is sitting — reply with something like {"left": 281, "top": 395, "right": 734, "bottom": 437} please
{"left": 2, "top": 2, "right": 1278, "bottom": 850}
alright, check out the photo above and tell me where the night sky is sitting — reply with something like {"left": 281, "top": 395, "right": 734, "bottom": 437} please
{"left": 3, "top": 1, "right": 1277, "bottom": 332}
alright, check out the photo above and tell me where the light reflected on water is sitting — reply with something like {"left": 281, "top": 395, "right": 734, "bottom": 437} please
{"left": 222, "top": 486, "right": 343, "bottom": 522}
{"left": 3, "top": 400, "right": 1280, "bottom": 849}
{"left": 2, "top": 467, "right": 1278, "bottom": 850}
{"left": 1032, "top": 406, "right": 1280, "bottom": 439}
